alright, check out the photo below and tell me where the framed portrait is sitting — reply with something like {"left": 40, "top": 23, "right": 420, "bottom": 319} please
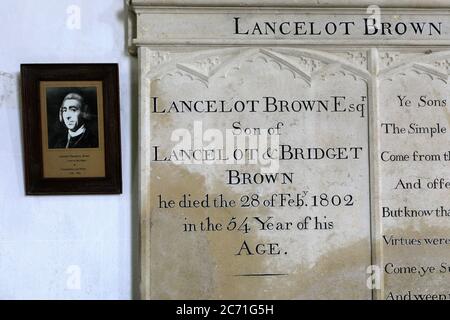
{"left": 21, "top": 64, "right": 122, "bottom": 195}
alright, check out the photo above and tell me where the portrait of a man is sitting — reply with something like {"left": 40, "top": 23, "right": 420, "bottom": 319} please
{"left": 22, "top": 66, "right": 118, "bottom": 189}
{"left": 47, "top": 87, "right": 99, "bottom": 149}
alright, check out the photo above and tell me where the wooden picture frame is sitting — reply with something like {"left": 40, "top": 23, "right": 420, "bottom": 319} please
{"left": 21, "top": 64, "right": 122, "bottom": 195}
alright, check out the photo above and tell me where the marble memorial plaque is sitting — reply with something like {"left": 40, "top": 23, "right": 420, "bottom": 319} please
{"left": 127, "top": 0, "right": 450, "bottom": 300}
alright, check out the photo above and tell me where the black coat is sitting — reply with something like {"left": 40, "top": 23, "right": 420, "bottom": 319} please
{"left": 53, "top": 127, "right": 98, "bottom": 149}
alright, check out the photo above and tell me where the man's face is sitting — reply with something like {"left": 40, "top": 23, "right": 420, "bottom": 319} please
{"left": 61, "top": 99, "right": 83, "bottom": 131}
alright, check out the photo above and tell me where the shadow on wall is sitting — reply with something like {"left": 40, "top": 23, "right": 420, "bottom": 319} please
{"left": 119, "top": 0, "right": 140, "bottom": 300}
{"left": 0, "top": 71, "right": 24, "bottom": 192}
